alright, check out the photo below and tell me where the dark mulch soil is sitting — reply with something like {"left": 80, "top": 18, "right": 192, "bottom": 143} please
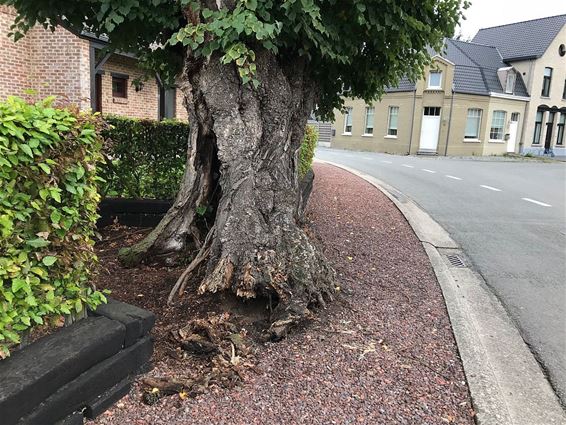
{"left": 90, "top": 163, "right": 475, "bottom": 425}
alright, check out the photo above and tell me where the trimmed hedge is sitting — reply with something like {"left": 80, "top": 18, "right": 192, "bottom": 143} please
{"left": 99, "top": 116, "right": 189, "bottom": 200}
{"left": 0, "top": 97, "right": 107, "bottom": 356}
{"left": 100, "top": 117, "right": 318, "bottom": 200}
{"left": 299, "top": 125, "right": 318, "bottom": 178}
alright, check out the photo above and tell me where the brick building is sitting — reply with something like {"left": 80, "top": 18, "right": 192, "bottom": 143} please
{"left": 0, "top": 5, "right": 187, "bottom": 121}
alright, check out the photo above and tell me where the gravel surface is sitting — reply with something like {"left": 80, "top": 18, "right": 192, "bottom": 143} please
{"left": 90, "top": 163, "right": 474, "bottom": 425}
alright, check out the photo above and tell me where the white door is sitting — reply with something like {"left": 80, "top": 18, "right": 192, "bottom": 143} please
{"left": 507, "top": 113, "right": 519, "bottom": 153}
{"left": 419, "top": 107, "right": 441, "bottom": 152}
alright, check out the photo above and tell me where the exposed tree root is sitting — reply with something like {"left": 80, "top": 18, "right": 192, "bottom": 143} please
{"left": 167, "top": 226, "right": 215, "bottom": 305}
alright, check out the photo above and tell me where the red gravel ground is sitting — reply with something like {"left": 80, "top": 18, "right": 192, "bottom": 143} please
{"left": 90, "top": 163, "right": 474, "bottom": 425}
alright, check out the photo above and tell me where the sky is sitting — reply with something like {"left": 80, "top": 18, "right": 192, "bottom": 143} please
{"left": 457, "top": 0, "right": 566, "bottom": 39}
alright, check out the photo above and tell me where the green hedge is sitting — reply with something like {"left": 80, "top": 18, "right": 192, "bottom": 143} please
{"left": 100, "top": 117, "right": 318, "bottom": 200}
{"left": 0, "top": 97, "right": 107, "bottom": 356}
{"left": 299, "top": 125, "right": 318, "bottom": 178}
{"left": 99, "top": 116, "right": 189, "bottom": 200}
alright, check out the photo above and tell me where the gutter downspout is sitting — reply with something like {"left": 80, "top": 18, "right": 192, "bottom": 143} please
{"left": 408, "top": 88, "right": 417, "bottom": 155}
{"left": 89, "top": 43, "right": 96, "bottom": 111}
{"left": 444, "top": 86, "right": 455, "bottom": 156}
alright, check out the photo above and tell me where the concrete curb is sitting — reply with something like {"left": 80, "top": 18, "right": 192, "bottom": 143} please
{"left": 315, "top": 159, "right": 566, "bottom": 425}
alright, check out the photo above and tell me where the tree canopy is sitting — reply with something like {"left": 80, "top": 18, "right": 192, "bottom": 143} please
{"left": 3, "top": 0, "right": 465, "bottom": 119}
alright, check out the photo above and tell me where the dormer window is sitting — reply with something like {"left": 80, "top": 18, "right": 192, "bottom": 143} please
{"left": 428, "top": 71, "right": 442, "bottom": 89}
{"left": 505, "top": 72, "right": 516, "bottom": 94}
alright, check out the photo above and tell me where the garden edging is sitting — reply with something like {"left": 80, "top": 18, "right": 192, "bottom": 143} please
{"left": 0, "top": 299, "right": 155, "bottom": 425}
{"left": 315, "top": 159, "right": 566, "bottom": 425}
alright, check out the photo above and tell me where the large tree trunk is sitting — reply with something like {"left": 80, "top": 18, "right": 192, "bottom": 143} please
{"left": 120, "top": 50, "right": 335, "bottom": 338}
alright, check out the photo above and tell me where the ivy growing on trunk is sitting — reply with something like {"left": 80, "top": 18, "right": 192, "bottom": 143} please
{"left": 3, "top": 0, "right": 465, "bottom": 338}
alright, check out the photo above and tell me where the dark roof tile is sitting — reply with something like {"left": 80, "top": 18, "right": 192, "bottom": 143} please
{"left": 472, "top": 14, "right": 566, "bottom": 61}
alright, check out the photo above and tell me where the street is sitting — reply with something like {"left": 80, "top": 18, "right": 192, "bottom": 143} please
{"left": 316, "top": 148, "right": 566, "bottom": 403}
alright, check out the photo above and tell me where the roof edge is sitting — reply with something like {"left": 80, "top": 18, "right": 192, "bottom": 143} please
{"left": 475, "top": 14, "right": 566, "bottom": 33}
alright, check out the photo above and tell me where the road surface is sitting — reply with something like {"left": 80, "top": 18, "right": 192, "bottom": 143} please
{"left": 316, "top": 148, "right": 566, "bottom": 404}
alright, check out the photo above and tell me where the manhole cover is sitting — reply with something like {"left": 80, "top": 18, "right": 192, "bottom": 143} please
{"left": 446, "top": 254, "right": 465, "bottom": 268}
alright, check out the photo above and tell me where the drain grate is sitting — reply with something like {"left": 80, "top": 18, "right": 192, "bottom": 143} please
{"left": 446, "top": 254, "right": 465, "bottom": 268}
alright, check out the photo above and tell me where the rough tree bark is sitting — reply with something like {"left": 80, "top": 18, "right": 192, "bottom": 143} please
{"left": 120, "top": 50, "right": 335, "bottom": 338}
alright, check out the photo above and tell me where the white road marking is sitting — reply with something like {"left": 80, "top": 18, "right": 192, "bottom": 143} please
{"left": 480, "top": 185, "right": 502, "bottom": 192}
{"left": 381, "top": 160, "right": 392, "bottom": 164}
{"left": 421, "top": 169, "right": 436, "bottom": 173}
{"left": 402, "top": 164, "right": 414, "bottom": 168}
{"left": 446, "top": 175, "right": 462, "bottom": 180}
{"left": 521, "top": 198, "right": 552, "bottom": 207}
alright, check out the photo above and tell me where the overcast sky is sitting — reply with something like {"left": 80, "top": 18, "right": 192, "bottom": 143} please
{"left": 457, "top": 0, "right": 566, "bottom": 39}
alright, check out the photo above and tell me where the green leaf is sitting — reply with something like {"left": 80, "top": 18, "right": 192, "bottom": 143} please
{"left": 50, "top": 210, "right": 61, "bottom": 224}
{"left": 11, "top": 278, "right": 27, "bottom": 293}
{"left": 38, "top": 163, "right": 51, "bottom": 174}
{"left": 20, "top": 144, "right": 33, "bottom": 157}
{"left": 42, "top": 256, "right": 57, "bottom": 266}
{"left": 50, "top": 190, "right": 61, "bottom": 203}
{"left": 26, "top": 238, "right": 50, "bottom": 248}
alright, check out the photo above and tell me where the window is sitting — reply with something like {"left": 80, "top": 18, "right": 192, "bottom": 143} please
{"left": 423, "top": 106, "right": 441, "bottom": 116}
{"left": 159, "top": 87, "right": 177, "bottom": 120}
{"left": 428, "top": 71, "right": 442, "bottom": 89}
{"left": 489, "top": 110, "right": 506, "bottom": 140}
{"left": 387, "top": 106, "right": 399, "bottom": 136}
{"left": 343, "top": 107, "right": 353, "bottom": 134}
{"left": 533, "top": 111, "right": 543, "bottom": 145}
{"left": 465, "top": 108, "right": 482, "bottom": 139}
{"left": 556, "top": 113, "right": 565, "bottom": 146}
{"left": 562, "top": 79, "right": 566, "bottom": 100}
{"left": 505, "top": 72, "right": 516, "bottom": 94}
{"left": 112, "top": 75, "right": 128, "bottom": 98}
{"left": 541, "top": 67, "right": 552, "bottom": 97}
{"left": 364, "top": 107, "right": 374, "bottom": 135}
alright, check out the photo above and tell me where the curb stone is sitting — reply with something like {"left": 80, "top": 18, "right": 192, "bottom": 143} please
{"left": 315, "top": 159, "right": 566, "bottom": 425}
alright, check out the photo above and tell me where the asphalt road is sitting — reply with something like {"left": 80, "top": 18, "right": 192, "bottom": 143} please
{"left": 316, "top": 147, "right": 566, "bottom": 404}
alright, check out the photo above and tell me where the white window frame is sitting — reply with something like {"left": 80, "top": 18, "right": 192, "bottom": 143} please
{"left": 541, "top": 67, "right": 552, "bottom": 97}
{"left": 505, "top": 72, "right": 516, "bottom": 94}
{"left": 363, "top": 107, "right": 374, "bottom": 136}
{"left": 428, "top": 71, "right": 442, "bottom": 89}
{"left": 489, "top": 110, "right": 507, "bottom": 141}
{"left": 464, "top": 108, "right": 482, "bottom": 140}
{"left": 343, "top": 107, "right": 353, "bottom": 135}
{"left": 386, "top": 106, "right": 399, "bottom": 138}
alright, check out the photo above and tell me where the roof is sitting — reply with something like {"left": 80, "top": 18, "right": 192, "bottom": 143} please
{"left": 385, "top": 76, "right": 416, "bottom": 93}
{"left": 386, "top": 38, "right": 529, "bottom": 97}
{"left": 472, "top": 14, "right": 566, "bottom": 61}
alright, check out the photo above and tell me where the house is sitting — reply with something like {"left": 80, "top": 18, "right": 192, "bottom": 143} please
{"left": 473, "top": 14, "right": 566, "bottom": 157}
{"left": 0, "top": 5, "right": 187, "bottom": 121}
{"left": 331, "top": 15, "right": 566, "bottom": 157}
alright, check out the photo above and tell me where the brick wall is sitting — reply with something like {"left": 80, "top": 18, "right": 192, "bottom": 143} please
{"left": 99, "top": 55, "right": 159, "bottom": 120}
{"left": 175, "top": 86, "right": 189, "bottom": 121}
{"left": 27, "top": 26, "right": 91, "bottom": 109}
{"left": 0, "top": 5, "right": 32, "bottom": 100}
{"left": 1, "top": 6, "right": 187, "bottom": 121}
{"left": 0, "top": 6, "right": 89, "bottom": 108}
